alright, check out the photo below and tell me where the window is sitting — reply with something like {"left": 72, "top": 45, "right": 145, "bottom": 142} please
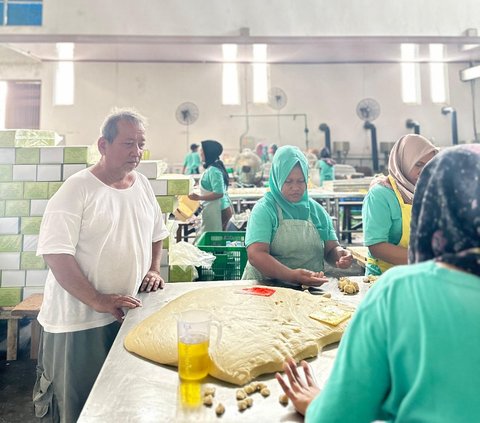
{"left": 1, "top": 0, "right": 42, "bottom": 26}
{"left": 0, "top": 80, "right": 41, "bottom": 129}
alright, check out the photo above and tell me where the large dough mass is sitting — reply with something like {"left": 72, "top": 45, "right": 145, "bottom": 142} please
{"left": 124, "top": 285, "right": 354, "bottom": 385}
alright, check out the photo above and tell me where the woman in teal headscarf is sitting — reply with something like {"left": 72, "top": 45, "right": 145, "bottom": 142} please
{"left": 242, "top": 145, "right": 352, "bottom": 286}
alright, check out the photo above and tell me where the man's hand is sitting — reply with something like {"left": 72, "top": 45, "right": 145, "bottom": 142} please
{"left": 275, "top": 357, "right": 320, "bottom": 416}
{"left": 92, "top": 294, "right": 142, "bottom": 323}
{"left": 139, "top": 270, "right": 165, "bottom": 292}
{"left": 290, "top": 269, "right": 329, "bottom": 287}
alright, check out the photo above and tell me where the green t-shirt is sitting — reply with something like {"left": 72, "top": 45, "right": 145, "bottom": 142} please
{"left": 183, "top": 151, "right": 201, "bottom": 174}
{"left": 306, "top": 261, "right": 480, "bottom": 422}
{"left": 362, "top": 184, "right": 402, "bottom": 274}
{"left": 200, "top": 166, "right": 231, "bottom": 210}
{"left": 317, "top": 160, "right": 335, "bottom": 185}
{"left": 245, "top": 197, "right": 337, "bottom": 247}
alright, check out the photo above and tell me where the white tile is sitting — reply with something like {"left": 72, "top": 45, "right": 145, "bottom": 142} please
{"left": 1, "top": 270, "right": 26, "bottom": 287}
{"left": 26, "top": 270, "right": 48, "bottom": 287}
{"left": 62, "top": 164, "right": 87, "bottom": 180}
{"left": 30, "top": 200, "right": 48, "bottom": 216}
{"left": 37, "top": 165, "right": 62, "bottom": 181}
{"left": 12, "top": 165, "right": 37, "bottom": 181}
{"left": 0, "top": 217, "right": 20, "bottom": 234}
{"left": 40, "top": 146, "right": 64, "bottom": 164}
{"left": 0, "top": 252, "right": 21, "bottom": 269}
{"left": 23, "top": 235, "right": 39, "bottom": 252}
{"left": 23, "top": 286, "right": 44, "bottom": 299}
{"left": 149, "top": 179, "right": 168, "bottom": 195}
{"left": 0, "top": 148, "right": 15, "bottom": 164}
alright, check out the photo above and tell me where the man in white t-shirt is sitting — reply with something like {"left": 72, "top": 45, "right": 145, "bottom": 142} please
{"left": 33, "top": 109, "right": 170, "bottom": 422}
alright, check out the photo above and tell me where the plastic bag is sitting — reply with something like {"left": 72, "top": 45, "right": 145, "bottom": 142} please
{"left": 169, "top": 241, "right": 216, "bottom": 271}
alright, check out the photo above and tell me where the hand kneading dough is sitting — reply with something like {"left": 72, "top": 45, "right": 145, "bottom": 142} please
{"left": 124, "top": 285, "right": 354, "bottom": 385}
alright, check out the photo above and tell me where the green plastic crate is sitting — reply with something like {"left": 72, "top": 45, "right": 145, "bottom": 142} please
{"left": 196, "top": 232, "right": 247, "bottom": 281}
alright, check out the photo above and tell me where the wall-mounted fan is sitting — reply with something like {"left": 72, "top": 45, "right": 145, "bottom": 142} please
{"left": 175, "top": 102, "right": 199, "bottom": 146}
{"left": 356, "top": 98, "right": 381, "bottom": 122}
{"left": 268, "top": 87, "right": 288, "bottom": 110}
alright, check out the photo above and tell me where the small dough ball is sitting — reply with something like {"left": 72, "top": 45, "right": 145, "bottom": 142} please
{"left": 279, "top": 394, "right": 289, "bottom": 406}
{"left": 237, "top": 399, "right": 248, "bottom": 411}
{"left": 260, "top": 387, "right": 270, "bottom": 397}
{"left": 204, "top": 386, "right": 215, "bottom": 397}
{"left": 322, "top": 292, "right": 332, "bottom": 298}
{"left": 244, "top": 384, "right": 255, "bottom": 395}
{"left": 203, "top": 394, "right": 213, "bottom": 406}
{"left": 236, "top": 389, "right": 247, "bottom": 400}
{"left": 215, "top": 403, "right": 225, "bottom": 416}
{"left": 245, "top": 397, "right": 253, "bottom": 407}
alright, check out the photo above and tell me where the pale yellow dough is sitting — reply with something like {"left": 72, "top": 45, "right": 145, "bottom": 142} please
{"left": 124, "top": 285, "right": 354, "bottom": 385}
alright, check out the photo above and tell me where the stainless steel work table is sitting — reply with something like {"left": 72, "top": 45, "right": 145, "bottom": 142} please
{"left": 79, "top": 278, "right": 368, "bottom": 423}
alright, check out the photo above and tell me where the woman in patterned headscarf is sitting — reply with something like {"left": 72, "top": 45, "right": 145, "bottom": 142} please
{"left": 242, "top": 145, "right": 352, "bottom": 287}
{"left": 276, "top": 145, "right": 480, "bottom": 421}
{"left": 362, "top": 134, "right": 437, "bottom": 275}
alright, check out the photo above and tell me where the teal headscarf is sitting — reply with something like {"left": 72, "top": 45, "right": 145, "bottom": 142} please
{"left": 265, "top": 145, "right": 311, "bottom": 220}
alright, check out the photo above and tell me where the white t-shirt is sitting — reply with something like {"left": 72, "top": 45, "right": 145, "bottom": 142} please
{"left": 37, "top": 168, "right": 169, "bottom": 333}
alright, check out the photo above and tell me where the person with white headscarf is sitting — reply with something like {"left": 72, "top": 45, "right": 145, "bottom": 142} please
{"left": 362, "top": 134, "right": 437, "bottom": 275}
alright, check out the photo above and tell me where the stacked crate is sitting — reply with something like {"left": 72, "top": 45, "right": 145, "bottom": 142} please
{"left": 135, "top": 161, "right": 194, "bottom": 283}
{"left": 0, "top": 129, "right": 93, "bottom": 306}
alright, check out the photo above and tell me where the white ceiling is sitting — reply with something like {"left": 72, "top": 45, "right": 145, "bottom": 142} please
{"left": 1, "top": 34, "right": 479, "bottom": 65}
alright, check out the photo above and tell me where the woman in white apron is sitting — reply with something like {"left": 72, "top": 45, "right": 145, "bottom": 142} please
{"left": 362, "top": 134, "right": 437, "bottom": 275}
{"left": 242, "top": 145, "right": 352, "bottom": 287}
{"left": 188, "top": 140, "right": 232, "bottom": 239}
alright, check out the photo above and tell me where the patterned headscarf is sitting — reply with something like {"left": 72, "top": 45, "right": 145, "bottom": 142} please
{"left": 371, "top": 134, "right": 437, "bottom": 204}
{"left": 409, "top": 145, "right": 480, "bottom": 276}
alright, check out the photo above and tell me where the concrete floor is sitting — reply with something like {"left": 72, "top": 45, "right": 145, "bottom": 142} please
{"left": 0, "top": 244, "right": 364, "bottom": 423}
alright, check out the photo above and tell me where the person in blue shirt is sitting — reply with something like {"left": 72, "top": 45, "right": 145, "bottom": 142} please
{"left": 182, "top": 143, "right": 201, "bottom": 175}
{"left": 188, "top": 140, "right": 232, "bottom": 238}
{"left": 276, "top": 144, "right": 480, "bottom": 422}
{"left": 362, "top": 134, "right": 437, "bottom": 275}
{"left": 242, "top": 145, "right": 352, "bottom": 287}
{"left": 316, "top": 147, "right": 335, "bottom": 186}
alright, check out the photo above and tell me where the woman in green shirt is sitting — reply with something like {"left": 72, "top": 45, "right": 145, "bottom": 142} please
{"left": 242, "top": 145, "right": 352, "bottom": 287}
{"left": 182, "top": 143, "right": 201, "bottom": 175}
{"left": 188, "top": 140, "right": 232, "bottom": 238}
{"left": 317, "top": 147, "right": 335, "bottom": 186}
{"left": 276, "top": 145, "right": 480, "bottom": 422}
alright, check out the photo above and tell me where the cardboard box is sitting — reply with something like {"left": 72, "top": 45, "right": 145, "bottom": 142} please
{"left": 0, "top": 217, "right": 20, "bottom": 235}
{"left": 21, "top": 217, "right": 42, "bottom": 235}
{"left": 62, "top": 164, "right": 87, "bottom": 180}
{"left": 12, "top": 165, "right": 37, "bottom": 181}
{"left": 63, "top": 146, "right": 89, "bottom": 164}
{"left": 0, "top": 129, "right": 58, "bottom": 148}
{"left": 5, "top": 200, "right": 30, "bottom": 217}
{"left": 0, "top": 252, "right": 21, "bottom": 270}
{"left": 136, "top": 160, "right": 167, "bottom": 179}
{"left": 0, "top": 165, "right": 12, "bottom": 181}
{"left": 157, "top": 174, "right": 193, "bottom": 195}
{"left": 0, "top": 201, "right": 4, "bottom": 217}
{"left": 0, "top": 287, "right": 22, "bottom": 306}
{"left": 169, "top": 265, "right": 195, "bottom": 282}
{"left": 30, "top": 199, "right": 48, "bottom": 216}
{"left": 23, "top": 235, "right": 39, "bottom": 252}
{"left": 156, "top": 196, "right": 177, "bottom": 213}
{"left": 0, "top": 182, "right": 24, "bottom": 200}
{"left": 20, "top": 252, "right": 46, "bottom": 270}
{"left": 148, "top": 179, "right": 168, "bottom": 196}
{"left": 48, "top": 182, "right": 63, "bottom": 198}
{"left": 15, "top": 148, "right": 40, "bottom": 164}
{"left": 22, "top": 286, "right": 45, "bottom": 299}
{"left": 23, "top": 182, "right": 48, "bottom": 199}
{"left": 1, "top": 270, "right": 26, "bottom": 287}
{"left": 174, "top": 195, "right": 200, "bottom": 221}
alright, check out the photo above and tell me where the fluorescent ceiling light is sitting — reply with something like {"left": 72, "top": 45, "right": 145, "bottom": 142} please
{"left": 460, "top": 64, "right": 480, "bottom": 81}
{"left": 401, "top": 44, "right": 421, "bottom": 104}
{"left": 429, "top": 44, "right": 448, "bottom": 104}
{"left": 253, "top": 44, "right": 268, "bottom": 103}
{"left": 222, "top": 44, "right": 240, "bottom": 105}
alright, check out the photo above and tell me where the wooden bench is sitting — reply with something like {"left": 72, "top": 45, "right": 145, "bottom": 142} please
{"left": 0, "top": 293, "right": 43, "bottom": 361}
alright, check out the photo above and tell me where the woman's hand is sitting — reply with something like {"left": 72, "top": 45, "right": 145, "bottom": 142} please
{"left": 275, "top": 357, "right": 320, "bottom": 416}
{"left": 291, "top": 269, "right": 329, "bottom": 286}
{"left": 188, "top": 193, "right": 201, "bottom": 201}
{"left": 336, "top": 248, "right": 353, "bottom": 269}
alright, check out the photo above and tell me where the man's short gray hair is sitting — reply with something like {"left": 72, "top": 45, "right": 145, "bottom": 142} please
{"left": 100, "top": 108, "right": 147, "bottom": 143}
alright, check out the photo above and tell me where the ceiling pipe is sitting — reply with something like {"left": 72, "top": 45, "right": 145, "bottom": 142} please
{"left": 364, "top": 121, "right": 379, "bottom": 172}
{"left": 441, "top": 106, "right": 459, "bottom": 145}
{"left": 405, "top": 119, "right": 420, "bottom": 134}
{"left": 319, "top": 123, "right": 331, "bottom": 152}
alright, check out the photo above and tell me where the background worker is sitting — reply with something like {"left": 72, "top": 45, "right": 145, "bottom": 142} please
{"left": 242, "top": 145, "right": 352, "bottom": 287}
{"left": 362, "top": 134, "right": 437, "bottom": 275}
{"left": 276, "top": 144, "right": 480, "bottom": 422}
{"left": 182, "top": 142, "right": 201, "bottom": 174}
{"left": 317, "top": 147, "right": 335, "bottom": 186}
{"left": 188, "top": 139, "right": 233, "bottom": 237}
{"left": 33, "top": 109, "right": 170, "bottom": 422}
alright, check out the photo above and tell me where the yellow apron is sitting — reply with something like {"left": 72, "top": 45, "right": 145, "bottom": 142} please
{"left": 367, "top": 175, "right": 411, "bottom": 274}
